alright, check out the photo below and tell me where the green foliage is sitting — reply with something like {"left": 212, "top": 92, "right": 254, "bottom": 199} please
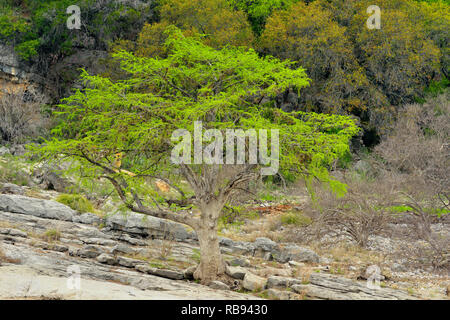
{"left": 260, "top": 0, "right": 446, "bottom": 137}
{"left": 0, "top": 0, "right": 155, "bottom": 61}
{"left": 260, "top": 1, "right": 373, "bottom": 118}
{"left": 218, "top": 205, "right": 259, "bottom": 231}
{"left": 129, "top": 0, "right": 254, "bottom": 60}
{"left": 280, "top": 211, "right": 312, "bottom": 226}
{"left": 16, "top": 39, "right": 40, "bottom": 60}
{"left": 55, "top": 193, "right": 95, "bottom": 213}
{"left": 228, "top": 0, "right": 299, "bottom": 34}
{"left": 0, "top": 155, "right": 30, "bottom": 186}
{"left": 43, "top": 229, "right": 61, "bottom": 242}
{"left": 191, "top": 248, "right": 201, "bottom": 263}
{"left": 35, "top": 27, "right": 358, "bottom": 208}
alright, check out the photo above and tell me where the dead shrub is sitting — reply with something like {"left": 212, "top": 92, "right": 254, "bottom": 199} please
{"left": 0, "top": 88, "right": 49, "bottom": 144}
{"left": 305, "top": 177, "right": 395, "bottom": 248}
{"left": 373, "top": 92, "right": 450, "bottom": 270}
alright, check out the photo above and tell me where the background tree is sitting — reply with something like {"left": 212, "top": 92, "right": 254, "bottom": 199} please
{"left": 36, "top": 27, "right": 359, "bottom": 282}
{"left": 227, "top": 0, "right": 299, "bottom": 35}
{"left": 348, "top": 0, "right": 442, "bottom": 107}
{"left": 259, "top": 2, "right": 378, "bottom": 125}
{"left": 132, "top": 0, "right": 254, "bottom": 57}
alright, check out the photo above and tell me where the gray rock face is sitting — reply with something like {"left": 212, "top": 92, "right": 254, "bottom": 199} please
{"left": 209, "top": 281, "right": 230, "bottom": 290}
{"left": 72, "top": 213, "right": 103, "bottom": 225}
{"left": 0, "top": 146, "right": 11, "bottom": 156}
{"left": 0, "top": 43, "right": 22, "bottom": 76}
{"left": 78, "top": 245, "right": 103, "bottom": 259}
{"left": 226, "top": 266, "right": 247, "bottom": 280}
{"left": 0, "top": 194, "right": 75, "bottom": 221}
{"left": 273, "top": 245, "right": 320, "bottom": 263}
{"left": 0, "top": 183, "right": 25, "bottom": 195}
{"left": 229, "top": 258, "right": 251, "bottom": 267}
{"left": 243, "top": 272, "right": 267, "bottom": 291}
{"left": 267, "top": 288, "right": 298, "bottom": 300}
{"left": 294, "top": 273, "right": 416, "bottom": 300}
{"left": 266, "top": 276, "right": 302, "bottom": 289}
{"left": 96, "top": 253, "right": 116, "bottom": 265}
{"left": 106, "top": 211, "right": 195, "bottom": 241}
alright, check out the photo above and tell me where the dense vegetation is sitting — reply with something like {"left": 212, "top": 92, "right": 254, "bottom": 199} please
{"left": 1, "top": 0, "right": 448, "bottom": 144}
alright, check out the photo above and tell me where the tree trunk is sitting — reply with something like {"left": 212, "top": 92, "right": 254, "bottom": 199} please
{"left": 193, "top": 201, "right": 226, "bottom": 283}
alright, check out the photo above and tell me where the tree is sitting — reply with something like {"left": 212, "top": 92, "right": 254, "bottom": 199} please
{"left": 227, "top": 0, "right": 300, "bottom": 35}
{"left": 135, "top": 0, "right": 254, "bottom": 56}
{"left": 259, "top": 1, "right": 376, "bottom": 121}
{"left": 37, "top": 27, "right": 359, "bottom": 282}
{"left": 347, "top": 0, "right": 442, "bottom": 106}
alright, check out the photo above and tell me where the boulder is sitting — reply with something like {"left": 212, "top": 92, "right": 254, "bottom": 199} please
{"left": 148, "top": 268, "right": 184, "bottom": 280}
{"left": 229, "top": 258, "right": 251, "bottom": 267}
{"left": 242, "top": 272, "right": 266, "bottom": 291}
{"left": 209, "top": 281, "right": 230, "bottom": 291}
{"left": 106, "top": 211, "right": 195, "bottom": 241}
{"left": 226, "top": 266, "right": 247, "bottom": 280}
{"left": 266, "top": 276, "right": 302, "bottom": 289}
{"left": 96, "top": 253, "right": 116, "bottom": 265}
{"left": 267, "top": 288, "right": 298, "bottom": 300}
{"left": 0, "top": 146, "right": 11, "bottom": 156}
{"left": 0, "top": 194, "right": 75, "bottom": 221}
{"left": 78, "top": 245, "right": 103, "bottom": 259}
{"left": 273, "top": 245, "right": 320, "bottom": 263}
{"left": 0, "top": 183, "right": 24, "bottom": 195}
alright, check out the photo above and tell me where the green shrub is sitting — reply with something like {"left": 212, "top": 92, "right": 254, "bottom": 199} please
{"left": 43, "top": 229, "right": 61, "bottom": 242}
{"left": 16, "top": 39, "right": 40, "bottom": 60}
{"left": 280, "top": 211, "right": 312, "bottom": 227}
{"left": 0, "top": 156, "right": 30, "bottom": 186}
{"left": 55, "top": 193, "right": 95, "bottom": 213}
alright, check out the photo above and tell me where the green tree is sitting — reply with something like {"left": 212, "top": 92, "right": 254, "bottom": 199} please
{"left": 259, "top": 1, "right": 375, "bottom": 119}
{"left": 36, "top": 27, "right": 359, "bottom": 282}
{"left": 135, "top": 0, "right": 254, "bottom": 56}
{"left": 228, "top": 0, "right": 300, "bottom": 35}
{"left": 345, "top": 0, "right": 442, "bottom": 106}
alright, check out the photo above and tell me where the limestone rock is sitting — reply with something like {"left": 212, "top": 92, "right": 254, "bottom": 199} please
{"left": 106, "top": 211, "right": 195, "bottom": 241}
{"left": 226, "top": 265, "right": 247, "bottom": 280}
{"left": 243, "top": 272, "right": 267, "bottom": 291}
{"left": 209, "top": 281, "right": 230, "bottom": 291}
{"left": 96, "top": 253, "right": 116, "bottom": 265}
{"left": 273, "top": 245, "right": 320, "bottom": 263}
{"left": 267, "top": 288, "right": 298, "bottom": 300}
{"left": 266, "top": 276, "right": 302, "bottom": 289}
{"left": 0, "top": 183, "right": 25, "bottom": 195}
{"left": 0, "top": 194, "right": 75, "bottom": 221}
